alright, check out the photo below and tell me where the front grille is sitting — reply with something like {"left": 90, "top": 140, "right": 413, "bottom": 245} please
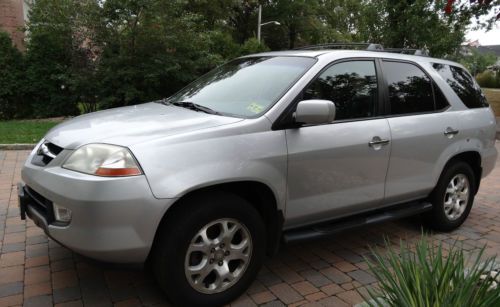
{"left": 24, "top": 186, "right": 55, "bottom": 224}
{"left": 31, "top": 142, "right": 64, "bottom": 166}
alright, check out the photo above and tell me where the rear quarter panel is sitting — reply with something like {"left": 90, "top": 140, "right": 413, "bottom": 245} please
{"left": 453, "top": 108, "right": 498, "bottom": 177}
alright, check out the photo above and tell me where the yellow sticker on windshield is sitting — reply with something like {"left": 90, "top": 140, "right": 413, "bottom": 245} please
{"left": 247, "top": 102, "right": 264, "bottom": 114}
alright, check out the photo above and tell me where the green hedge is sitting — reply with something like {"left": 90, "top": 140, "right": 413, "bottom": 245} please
{"left": 476, "top": 71, "right": 500, "bottom": 89}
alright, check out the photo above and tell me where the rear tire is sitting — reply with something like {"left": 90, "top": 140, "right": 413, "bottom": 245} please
{"left": 153, "top": 191, "right": 266, "bottom": 307}
{"left": 425, "top": 161, "right": 476, "bottom": 232}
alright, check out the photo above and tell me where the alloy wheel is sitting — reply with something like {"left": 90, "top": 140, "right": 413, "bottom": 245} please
{"left": 184, "top": 218, "right": 252, "bottom": 294}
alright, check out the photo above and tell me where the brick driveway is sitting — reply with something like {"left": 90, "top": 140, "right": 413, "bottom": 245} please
{"left": 1, "top": 144, "right": 500, "bottom": 307}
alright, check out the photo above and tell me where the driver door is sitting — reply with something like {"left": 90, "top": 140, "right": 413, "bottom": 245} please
{"left": 284, "top": 59, "right": 391, "bottom": 228}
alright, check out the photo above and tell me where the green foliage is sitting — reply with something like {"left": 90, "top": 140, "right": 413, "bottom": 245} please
{"left": 457, "top": 48, "right": 498, "bottom": 76}
{"left": 2, "top": 0, "right": 499, "bottom": 119}
{"left": 24, "top": 0, "right": 81, "bottom": 118}
{"left": 319, "top": 0, "right": 365, "bottom": 43}
{"left": 359, "top": 0, "right": 468, "bottom": 57}
{"left": 365, "top": 236, "right": 500, "bottom": 307}
{"left": 0, "top": 32, "right": 26, "bottom": 119}
{"left": 476, "top": 71, "right": 500, "bottom": 89}
{"left": 239, "top": 37, "right": 270, "bottom": 55}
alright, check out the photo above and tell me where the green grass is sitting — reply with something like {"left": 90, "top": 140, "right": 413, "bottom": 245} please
{"left": 0, "top": 119, "right": 62, "bottom": 144}
{"left": 484, "top": 88, "right": 500, "bottom": 117}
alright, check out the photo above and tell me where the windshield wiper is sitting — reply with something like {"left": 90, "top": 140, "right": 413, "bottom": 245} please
{"left": 170, "top": 101, "right": 221, "bottom": 115}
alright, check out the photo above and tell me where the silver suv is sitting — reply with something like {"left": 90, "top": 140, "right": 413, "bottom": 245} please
{"left": 19, "top": 45, "right": 498, "bottom": 306}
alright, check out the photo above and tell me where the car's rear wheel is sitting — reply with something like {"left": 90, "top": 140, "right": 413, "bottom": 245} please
{"left": 426, "top": 161, "right": 476, "bottom": 231}
{"left": 153, "top": 191, "right": 266, "bottom": 307}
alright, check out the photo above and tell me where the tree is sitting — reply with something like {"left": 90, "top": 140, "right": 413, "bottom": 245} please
{"left": 227, "top": 0, "right": 261, "bottom": 44}
{"left": 92, "top": 0, "right": 234, "bottom": 108}
{"left": 6, "top": 0, "right": 497, "bottom": 120}
{"left": 315, "top": 0, "right": 365, "bottom": 43}
{"left": 458, "top": 48, "right": 497, "bottom": 76}
{"left": 445, "top": 0, "right": 500, "bottom": 30}
{"left": 359, "top": 0, "right": 460, "bottom": 56}
{"left": 358, "top": 0, "right": 500, "bottom": 57}
{"left": 265, "top": 0, "right": 323, "bottom": 49}
{"left": 0, "top": 32, "right": 26, "bottom": 119}
{"left": 24, "top": 0, "right": 82, "bottom": 118}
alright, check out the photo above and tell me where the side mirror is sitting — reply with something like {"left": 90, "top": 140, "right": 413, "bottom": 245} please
{"left": 294, "top": 99, "right": 336, "bottom": 126}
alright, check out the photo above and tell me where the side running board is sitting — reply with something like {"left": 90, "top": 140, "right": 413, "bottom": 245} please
{"left": 283, "top": 201, "right": 433, "bottom": 243}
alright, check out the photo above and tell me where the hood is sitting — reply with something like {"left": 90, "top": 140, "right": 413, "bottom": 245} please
{"left": 44, "top": 102, "right": 243, "bottom": 149}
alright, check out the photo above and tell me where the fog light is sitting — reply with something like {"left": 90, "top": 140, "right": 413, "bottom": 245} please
{"left": 53, "top": 203, "right": 72, "bottom": 223}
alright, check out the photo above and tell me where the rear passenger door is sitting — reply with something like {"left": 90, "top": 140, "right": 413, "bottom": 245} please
{"left": 381, "top": 60, "right": 457, "bottom": 205}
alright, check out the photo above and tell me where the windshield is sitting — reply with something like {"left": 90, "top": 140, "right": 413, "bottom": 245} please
{"left": 167, "top": 56, "right": 316, "bottom": 117}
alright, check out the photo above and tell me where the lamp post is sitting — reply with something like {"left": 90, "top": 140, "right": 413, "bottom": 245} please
{"left": 257, "top": 5, "right": 280, "bottom": 43}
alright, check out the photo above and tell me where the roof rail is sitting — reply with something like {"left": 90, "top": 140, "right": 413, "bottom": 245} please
{"left": 384, "top": 48, "right": 429, "bottom": 56}
{"left": 294, "top": 42, "right": 429, "bottom": 56}
{"left": 296, "top": 43, "right": 383, "bottom": 51}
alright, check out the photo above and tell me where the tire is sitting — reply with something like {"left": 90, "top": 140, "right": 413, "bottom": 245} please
{"left": 425, "top": 161, "right": 476, "bottom": 232}
{"left": 153, "top": 191, "right": 266, "bottom": 307}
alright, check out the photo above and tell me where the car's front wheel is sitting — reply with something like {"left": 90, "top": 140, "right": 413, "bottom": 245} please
{"left": 426, "top": 161, "right": 476, "bottom": 231}
{"left": 153, "top": 191, "right": 266, "bottom": 307}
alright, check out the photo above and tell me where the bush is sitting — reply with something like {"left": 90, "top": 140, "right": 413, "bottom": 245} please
{"left": 365, "top": 236, "right": 500, "bottom": 306}
{"left": 239, "top": 38, "right": 270, "bottom": 56}
{"left": 0, "top": 32, "right": 27, "bottom": 119}
{"left": 476, "top": 71, "right": 500, "bottom": 89}
{"left": 24, "top": 1, "right": 81, "bottom": 119}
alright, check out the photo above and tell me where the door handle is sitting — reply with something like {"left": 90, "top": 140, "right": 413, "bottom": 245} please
{"left": 444, "top": 127, "right": 459, "bottom": 136}
{"left": 369, "top": 137, "right": 390, "bottom": 147}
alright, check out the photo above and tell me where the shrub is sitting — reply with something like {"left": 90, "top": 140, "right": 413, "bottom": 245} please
{"left": 0, "top": 32, "right": 27, "bottom": 120}
{"left": 239, "top": 38, "right": 270, "bottom": 56}
{"left": 24, "top": 0, "right": 81, "bottom": 118}
{"left": 365, "top": 236, "right": 500, "bottom": 306}
{"left": 476, "top": 71, "right": 500, "bottom": 89}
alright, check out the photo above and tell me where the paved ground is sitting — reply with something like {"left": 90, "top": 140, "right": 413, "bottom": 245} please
{"left": 1, "top": 145, "right": 500, "bottom": 307}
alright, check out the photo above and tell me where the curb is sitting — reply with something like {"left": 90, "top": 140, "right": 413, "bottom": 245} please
{"left": 0, "top": 144, "right": 36, "bottom": 150}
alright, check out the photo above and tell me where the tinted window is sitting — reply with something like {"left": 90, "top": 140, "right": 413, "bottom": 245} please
{"left": 168, "top": 56, "right": 316, "bottom": 117}
{"left": 432, "top": 63, "right": 488, "bottom": 108}
{"left": 434, "top": 86, "right": 450, "bottom": 110}
{"left": 303, "top": 61, "right": 378, "bottom": 120}
{"left": 384, "top": 61, "right": 434, "bottom": 115}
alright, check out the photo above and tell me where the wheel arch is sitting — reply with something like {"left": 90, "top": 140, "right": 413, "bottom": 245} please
{"left": 440, "top": 151, "right": 482, "bottom": 194}
{"left": 149, "top": 181, "right": 284, "bottom": 261}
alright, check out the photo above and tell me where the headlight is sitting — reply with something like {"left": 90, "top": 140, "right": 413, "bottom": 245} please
{"left": 62, "top": 144, "right": 142, "bottom": 177}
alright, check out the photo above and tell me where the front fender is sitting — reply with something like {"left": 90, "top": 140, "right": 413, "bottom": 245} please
{"left": 130, "top": 122, "right": 288, "bottom": 212}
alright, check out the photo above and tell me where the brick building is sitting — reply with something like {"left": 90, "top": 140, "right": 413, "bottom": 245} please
{"left": 0, "top": 0, "right": 32, "bottom": 50}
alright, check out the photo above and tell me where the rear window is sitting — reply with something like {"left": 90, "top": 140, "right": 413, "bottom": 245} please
{"left": 432, "top": 63, "right": 488, "bottom": 109}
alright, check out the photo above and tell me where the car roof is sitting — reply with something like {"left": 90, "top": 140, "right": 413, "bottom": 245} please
{"left": 246, "top": 49, "right": 462, "bottom": 67}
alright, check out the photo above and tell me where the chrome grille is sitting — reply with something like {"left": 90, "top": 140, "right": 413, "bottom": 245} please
{"left": 31, "top": 142, "right": 64, "bottom": 166}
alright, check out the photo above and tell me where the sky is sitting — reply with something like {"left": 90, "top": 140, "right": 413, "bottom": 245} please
{"left": 466, "top": 25, "right": 500, "bottom": 45}
{"left": 465, "top": 9, "right": 500, "bottom": 46}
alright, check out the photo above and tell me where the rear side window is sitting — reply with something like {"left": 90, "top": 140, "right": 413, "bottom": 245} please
{"left": 303, "top": 60, "right": 378, "bottom": 120}
{"left": 383, "top": 61, "right": 435, "bottom": 115}
{"left": 432, "top": 63, "right": 488, "bottom": 108}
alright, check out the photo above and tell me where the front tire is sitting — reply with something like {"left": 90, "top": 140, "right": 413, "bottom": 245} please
{"left": 153, "top": 192, "right": 266, "bottom": 307}
{"left": 426, "top": 161, "right": 476, "bottom": 232}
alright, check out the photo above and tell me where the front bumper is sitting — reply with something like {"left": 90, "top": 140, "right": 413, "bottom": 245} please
{"left": 20, "top": 160, "right": 176, "bottom": 263}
